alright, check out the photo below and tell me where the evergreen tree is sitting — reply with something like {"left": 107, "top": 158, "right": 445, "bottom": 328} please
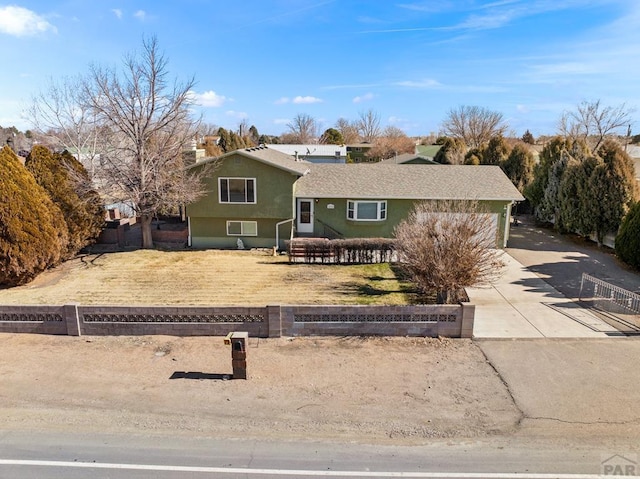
{"left": 217, "top": 127, "right": 231, "bottom": 153}
{"left": 502, "top": 143, "right": 535, "bottom": 192}
{"left": 537, "top": 154, "right": 569, "bottom": 227}
{"left": 573, "top": 155, "right": 601, "bottom": 236}
{"left": 525, "top": 136, "right": 572, "bottom": 215}
{"left": 482, "top": 135, "right": 511, "bottom": 165}
{"left": 521, "top": 129, "right": 535, "bottom": 145}
{"left": 615, "top": 201, "right": 640, "bottom": 269}
{"left": 587, "top": 140, "right": 639, "bottom": 245}
{"left": 464, "top": 146, "right": 484, "bottom": 165}
{"left": 0, "top": 145, "right": 68, "bottom": 286}
{"left": 558, "top": 157, "right": 583, "bottom": 233}
{"left": 433, "top": 137, "right": 466, "bottom": 164}
{"left": 319, "top": 128, "right": 344, "bottom": 145}
{"left": 248, "top": 125, "right": 260, "bottom": 145}
{"left": 26, "top": 146, "right": 104, "bottom": 258}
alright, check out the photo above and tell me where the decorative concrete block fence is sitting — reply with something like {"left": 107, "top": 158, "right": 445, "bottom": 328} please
{"left": 0, "top": 303, "right": 474, "bottom": 338}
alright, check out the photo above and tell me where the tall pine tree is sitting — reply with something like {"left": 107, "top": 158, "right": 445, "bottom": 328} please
{"left": 26, "top": 146, "right": 104, "bottom": 258}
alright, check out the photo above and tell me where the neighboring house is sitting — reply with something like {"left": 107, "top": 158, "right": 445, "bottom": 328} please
{"left": 346, "top": 143, "right": 373, "bottom": 162}
{"left": 416, "top": 144, "right": 442, "bottom": 159}
{"left": 183, "top": 140, "right": 206, "bottom": 165}
{"left": 379, "top": 153, "right": 438, "bottom": 165}
{"left": 186, "top": 146, "right": 524, "bottom": 250}
{"left": 266, "top": 144, "right": 347, "bottom": 163}
{"left": 626, "top": 145, "right": 640, "bottom": 184}
{"left": 62, "top": 147, "right": 100, "bottom": 176}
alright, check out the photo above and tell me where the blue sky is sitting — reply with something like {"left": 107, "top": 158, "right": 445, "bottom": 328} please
{"left": 1, "top": 0, "right": 638, "bottom": 138}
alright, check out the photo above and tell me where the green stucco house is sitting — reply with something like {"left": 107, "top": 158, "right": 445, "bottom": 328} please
{"left": 186, "top": 146, "right": 524, "bottom": 250}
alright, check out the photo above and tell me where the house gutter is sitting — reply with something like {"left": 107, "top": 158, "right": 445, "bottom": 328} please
{"left": 187, "top": 216, "right": 192, "bottom": 247}
{"left": 275, "top": 218, "right": 294, "bottom": 252}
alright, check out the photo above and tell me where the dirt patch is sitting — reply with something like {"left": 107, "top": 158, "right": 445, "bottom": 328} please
{"left": 0, "top": 334, "right": 521, "bottom": 444}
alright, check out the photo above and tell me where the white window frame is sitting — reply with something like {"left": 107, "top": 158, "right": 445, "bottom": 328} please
{"left": 219, "top": 177, "right": 256, "bottom": 204}
{"left": 347, "top": 200, "right": 387, "bottom": 221}
{"left": 226, "top": 220, "right": 258, "bottom": 236}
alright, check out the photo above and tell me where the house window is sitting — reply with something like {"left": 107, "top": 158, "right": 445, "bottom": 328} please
{"left": 347, "top": 200, "right": 387, "bottom": 221}
{"left": 219, "top": 178, "right": 256, "bottom": 203}
{"left": 226, "top": 221, "right": 258, "bottom": 236}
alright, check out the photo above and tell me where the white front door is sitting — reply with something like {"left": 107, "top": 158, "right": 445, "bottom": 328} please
{"left": 296, "top": 199, "right": 314, "bottom": 234}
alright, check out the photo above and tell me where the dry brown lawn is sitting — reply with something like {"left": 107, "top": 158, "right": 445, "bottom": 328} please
{"left": 0, "top": 249, "right": 417, "bottom": 306}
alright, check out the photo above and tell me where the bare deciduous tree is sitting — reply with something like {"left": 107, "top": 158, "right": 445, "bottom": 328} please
{"left": 394, "top": 200, "right": 505, "bottom": 304}
{"left": 440, "top": 105, "right": 507, "bottom": 149}
{"left": 356, "top": 109, "right": 382, "bottom": 143}
{"left": 29, "top": 75, "right": 103, "bottom": 176}
{"left": 558, "top": 99, "right": 633, "bottom": 151}
{"left": 82, "top": 36, "right": 206, "bottom": 248}
{"left": 335, "top": 117, "right": 360, "bottom": 144}
{"left": 286, "top": 113, "right": 317, "bottom": 143}
{"left": 366, "top": 125, "right": 415, "bottom": 161}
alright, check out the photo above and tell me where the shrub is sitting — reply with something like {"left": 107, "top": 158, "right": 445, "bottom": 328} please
{"left": 394, "top": 200, "right": 505, "bottom": 304}
{"left": 26, "top": 146, "right": 104, "bottom": 258}
{"left": 0, "top": 146, "right": 68, "bottom": 286}
{"left": 288, "top": 238, "right": 395, "bottom": 264}
{"left": 615, "top": 202, "right": 640, "bottom": 269}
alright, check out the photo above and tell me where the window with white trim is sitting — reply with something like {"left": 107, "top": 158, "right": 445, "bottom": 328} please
{"left": 226, "top": 221, "right": 258, "bottom": 236}
{"left": 347, "top": 200, "right": 387, "bottom": 221}
{"left": 219, "top": 178, "right": 256, "bottom": 203}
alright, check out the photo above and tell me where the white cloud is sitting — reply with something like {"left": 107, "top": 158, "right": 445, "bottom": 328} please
{"left": 0, "top": 5, "right": 56, "bottom": 37}
{"left": 353, "top": 92, "right": 375, "bottom": 103}
{"left": 134, "top": 10, "right": 146, "bottom": 21}
{"left": 394, "top": 78, "right": 441, "bottom": 88}
{"left": 192, "top": 90, "right": 227, "bottom": 108}
{"left": 273, "top": 95, "right": 321, "bottom": 105}
{"left": 388, "top": 116, "right": 406, "bottom": 124}
{"left": 293, "top": 95, "right": 322, "bottom": 104}
{"left": 226, "top": 110, "right": 248, "bottom": 119}
{"left": 451, "top": 0, "right": 614, "bottom": 32}
{"left": 273, "top": 118, "right": 290, "bottom": 125}
{"left": 112, "top": 9, "right": 123, "bottom": 19}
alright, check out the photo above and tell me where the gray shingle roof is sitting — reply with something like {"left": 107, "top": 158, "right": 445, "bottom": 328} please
{"left": 295, "top": 164, "right": 525, "bottom": 201}
{"left": 191, "top": 146, "right": 310, "bottom": 176}
{"left": 378, "top": 153, "right": 437, "bottom": 164}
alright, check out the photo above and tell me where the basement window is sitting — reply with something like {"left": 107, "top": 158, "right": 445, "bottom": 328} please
{"left": 226, "top": 221, "right": 258, "bottom": 236}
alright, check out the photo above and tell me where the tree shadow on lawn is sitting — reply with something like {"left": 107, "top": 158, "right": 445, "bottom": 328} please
{"left": 340, "top": 263, "right": 435, "bottom": 305}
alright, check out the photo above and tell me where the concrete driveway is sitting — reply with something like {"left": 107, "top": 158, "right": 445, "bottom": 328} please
{"left": 468, "top": 215, "right": 640, "bottom": 338}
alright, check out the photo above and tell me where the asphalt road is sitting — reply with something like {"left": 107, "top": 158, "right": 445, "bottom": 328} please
{"left": 1, "top": 430, "right": 638, "bottom": 478}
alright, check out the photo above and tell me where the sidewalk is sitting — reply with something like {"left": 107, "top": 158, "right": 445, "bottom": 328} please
{"left": 468, "top": 253, "right": 614, "bottom": 338}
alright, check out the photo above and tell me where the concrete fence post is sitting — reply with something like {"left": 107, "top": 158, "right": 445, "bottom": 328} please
{"left": 63, "top": 304, "right": 81, "bottom": 336}
{"left": 266, "top": 305, "right": 281, "bottom": 338}
{"left": 460, "top": 302, "right": 475, "bottom": 338}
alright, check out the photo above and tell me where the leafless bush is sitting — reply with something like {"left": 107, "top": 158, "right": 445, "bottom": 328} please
{"left": 394, "top": 200, "right": 505, "bottom": 303}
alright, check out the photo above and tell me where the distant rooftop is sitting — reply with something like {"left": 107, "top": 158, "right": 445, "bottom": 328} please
{"left": 266, "top": 144, "right": 346, "bottom": 159}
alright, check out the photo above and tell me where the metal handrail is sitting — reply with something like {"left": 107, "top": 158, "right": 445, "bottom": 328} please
{"left": 316, "top": 218, "right": 344, "bottom": 239}
{"left": 579, "top": 273, "right": 640, "bottom": 314}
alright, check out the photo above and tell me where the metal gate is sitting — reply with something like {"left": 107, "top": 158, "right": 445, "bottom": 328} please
{"left": 578, "top": 273, "right": 640, "bottom": 333}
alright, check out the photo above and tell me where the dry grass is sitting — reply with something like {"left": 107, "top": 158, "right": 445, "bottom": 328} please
{"left": 0, "top": 249, "right": 419, "bottom": 306}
